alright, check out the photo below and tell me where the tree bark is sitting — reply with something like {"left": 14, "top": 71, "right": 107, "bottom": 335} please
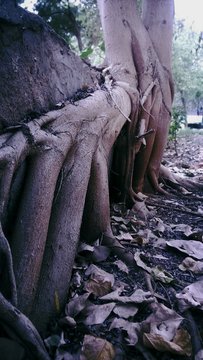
{"left": 0, "top": 0, "right": 174, "bottom": 351}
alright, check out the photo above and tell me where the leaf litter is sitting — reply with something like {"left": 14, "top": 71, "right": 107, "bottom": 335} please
{"left": 45, "top": 134, "right": 203, "bottom": 359}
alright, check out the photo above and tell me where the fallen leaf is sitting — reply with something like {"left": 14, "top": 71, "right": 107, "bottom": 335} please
{"left": 195, "top": 349, "right": 203, "bottom": 360}
{"left": 142, "top": 304, "right": 191, "bottom": 356}
{"left": 110, "top": 318, "right": 140, "bottom": 345}
{"left": 81, "top": 302, "right": 116, "bottom": 325}
{"left": 71, "top": 271, "right": 82, "bottom": 288}
{"left": 131, "top": 201, "right": 151, "bottom": 220}
{"left": 134, "top": 251, "right": 151, "bottom": 273}
{"left": 153, "top": 254, "right": 168, "bottom": 260}
{"left": 91, "top": 246, "right": 111, "bottom": 263}
{"left": 101, "top": 288, "right": 153, "bottom": 304}
{"left": 166, "top": 240, "right": 203, "bottom": 260}
{"left": 84, "top": 279, "right": 111, "bottom": 297}
{"left": 173, "top": 329, "right": 192, "bottom": 357}
{"left": 78, "top": 243, "right": 94, "bottom": 253}
{"left": 179, "top": 257, "right": 203, "bottom": 274}
{"left": 111, "top": 216, "right": 128, "bottom": 224}
{"left": 116, "top": 232, "right": 134, "bottom": 241}
{"left": 142, "top": 303, "right": 183, "bottom": 342}
{"left": 151, "top": 266, "right": 174, "bottom": 284}
{"left": 85, "top": 265, "right": 114, "bottom": 296}
{"left": 113, "top": 304, "right": 138, "bottom": 319}
{"left": 113, "top": 260, "right": 129, "bottom": 274}
{"left": 171, "top": 224, "right": 193, "bottom": 237}
{"left": 143, "top": 330, "right": 191, "bottom": 356}
{"left": 58, "top": 316, "right": 77, "bottom": 328}
{"left": 154, "top": 218, "right": 166, "bottom": 234}
{"left": 176, "top": 280, "right": 203, "bottom": 312}
{"left": 80, "top": 335, "right": 115, "bottom": 360}
{"left": 65, "top": 293, "right": 90, "bottom": 318}
{"left": 198, "top": 206, "right": 203, "bottom": 214}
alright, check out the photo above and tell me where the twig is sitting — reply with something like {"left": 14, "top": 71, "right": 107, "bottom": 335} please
{"left": 146, "top": 200, "right": 203, "bottom": 218}
{"left": 135, "top": 128, "right": 154, "bottom": 141}
{"left": 140, "top": 80, "right": 157, "bottom": 106}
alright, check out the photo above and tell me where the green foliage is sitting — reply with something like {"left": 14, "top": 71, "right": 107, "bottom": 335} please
{"left": 172, "top": 21, "right": 203, "bottom": 114}
{"left": 169, "top": 106, "right": 186, "bottom": 140}
{"left": 34, "top": 0, "right": 83, "bottom": 49}
{"left": 169, "top": 106, "right": 186, "bottom": 154}
{"left": 80, "top": 46, "right": 93, "bottom": 59}
{"left": 32, "top": 0, "right": 102, "bottom": 58}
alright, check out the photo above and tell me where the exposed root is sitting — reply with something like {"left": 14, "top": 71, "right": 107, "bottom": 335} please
{"left": 0, "top": 292, "right": 50, "bottom": 360}
{"left": 184, "top": 311, "right": 203, "bottom": 359}
{"left": 0, "top": 228, "right": 17, "bottom": 306}
{"left": 160, "top": 165, "right": 203, "bottom": 192}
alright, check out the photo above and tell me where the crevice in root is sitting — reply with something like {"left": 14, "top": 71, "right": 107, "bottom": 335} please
{"left": 0, "top": 292, "right": 50, "bottom": 360}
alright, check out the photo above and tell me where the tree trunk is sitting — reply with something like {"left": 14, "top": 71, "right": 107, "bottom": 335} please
{"left": 0, "top": 0, "right": 174, "bottom": 356}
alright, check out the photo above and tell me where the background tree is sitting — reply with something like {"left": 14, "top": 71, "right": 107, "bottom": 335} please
{"left": 172, "top": 20, "right": 203, "bottom": 116}
{"left": 0, "top": 0, "right": 175, "bottom": 358}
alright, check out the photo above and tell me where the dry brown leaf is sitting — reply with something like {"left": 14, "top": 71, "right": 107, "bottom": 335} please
{"left": 143, "top": 306, "right": 191, "bottom": 356}
{"left": 84, "top": 279, "right": 112, "bottom": 297}
{"left": 154, "top": 218, "right": 166, "bottom": 234}
{"left": 173, "top": 329, "right": 192, "bottom": 357}
{"left": 116, "top": 232, "right": 134, "bottom": 241}
{"left": 151, "top": 266, "right": 174, "bottom": 284}
{"left": 142, "top": 303, "right": 183, "bottom": 341}
{"left": 91, "top": 245, "right": 111, "bottom": 262}
{"left": 110, "top": 318, "right": 140, "bottom": 345}
{"left": 80, "top": 335, "right": 115, "bottom": 360}
{"left": 143, "top": 330, "right": 191, "bottom": 356}
{"left": 113, "top": 260, "right": 129, "bottom": 274}
{"left": 101, "top": 288, "right": 153, "bottom": 304}
{"left": 171, "top": 224, "right": 193, "bottom": 237}
{"left": 179, "top": 257, "right": 203, "bottom": 274}
{"left": 85, "top": 265, "right": 114, "bottom": 296}
{"left": 134, "top": 251, "right": 151, "bottom": 273}
{"left": 166, "top": 240, "right": 203, "bottom": 259}
{"left": 113, "top": 304, "right": 138, "bottom": 319}
{"left": 153, "top": 254, "right": 168, "bottom": 260}
{"left": 78, "top": 243, "right": 94, "bottom": 253}
{"left": 81, "top": 302, "right": 116, "bottom": 325}
{"left": 65, "top": 293, "right": 90, "bottom": 318}
{"left": 131, "top": 201, "right": 151, "bottom": 220}
{"left": 176, "top": 280, "right": 203, "bottom": 312}
{"left": 59, "top": 315, "right": 77, "bottom": 328}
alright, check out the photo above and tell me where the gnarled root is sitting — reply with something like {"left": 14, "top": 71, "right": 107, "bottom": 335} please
{"left": 0, "top": 292, "right": 50, "bottom": 360}
{"left": 160, "top": 165, "right": 203, "bottom": 192}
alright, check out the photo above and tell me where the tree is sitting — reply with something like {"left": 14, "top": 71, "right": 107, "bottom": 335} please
{"left": 172, "top": 20, "right": 203, "bottom": 115}
{"left": 0, "top": 0, "right": 174, "bottom": 358}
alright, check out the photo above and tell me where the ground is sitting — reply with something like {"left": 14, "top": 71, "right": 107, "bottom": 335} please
{"left": 5, "top": 131, "right": 203, "bottom": 360}
{"left": 40, "top": 130, "right": 202, "bottom": 360}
